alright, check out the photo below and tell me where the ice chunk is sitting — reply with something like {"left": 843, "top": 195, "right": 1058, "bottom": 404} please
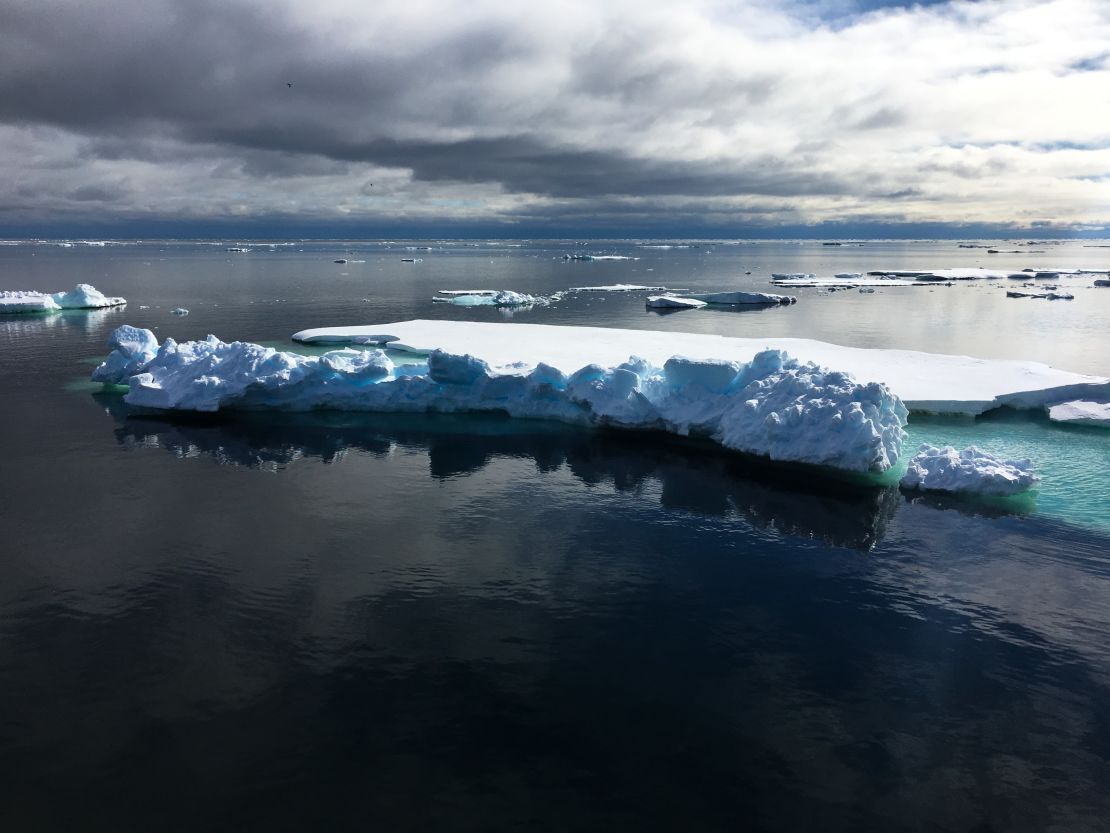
{"left": 900, "top": 445, "right": 1038, "bottom": 496}
{"left": 92, "top": 325, "right": 160, "bottom": 383}
{"left": 688, "top": 291, "right": 796, "bottom": 306}
{"left": 645, "top": 295, "right": 706, "bottom": 310}
{"left": 96, "top": 329, "right": 908, "bottom": 473}
{"left": 0, "top": 283, "right": 125, "bottom": 313}
{"left": 171, "top": 307, "right": 190, "bottom": 315}
{"left": 571, "top": 284, "right": 668, "bottom": 292}
{"left": 1046, "top": 400, "right": 1110, "bottom": 427}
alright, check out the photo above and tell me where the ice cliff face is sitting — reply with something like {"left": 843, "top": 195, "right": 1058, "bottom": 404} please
{"left": 93, "top": 326, "right": 909, "bottom": 473}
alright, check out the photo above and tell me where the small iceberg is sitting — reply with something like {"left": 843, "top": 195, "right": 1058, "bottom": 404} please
{"left": 687, "top": 291, "right": 796, "bottom": 306}
{"left": 900, "top": 445, "right": 1039, "bottom": 496}
{"left": 433, "top": 290, "right": 541, "bottom": 307}
{"left": 0, "top": 284, "right": 127, "bottom": 313}
{"left": 1046, "top": 400, "right": 1110, "bottom": 427}
{"left": 171, "top": 307, "right": 189, "bottom": 316}
{"left": 92, "top": 326, "right": 908, "bottom": 474}
{"left": 645, "top": 295, "right": 706, "bottom": 310}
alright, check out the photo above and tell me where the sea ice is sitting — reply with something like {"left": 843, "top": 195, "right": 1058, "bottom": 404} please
{"left": 433, "top": 290, "right": 540, "bottom": 307}
{"left": 172, "top": 307, "right": 190, "bottom": 315}
{"left": 645, "top": 295, "right": 707, "bottom": 310}
{"left": 291, "top": 321, "right": 1110, "bottom": 416}
{"left": 571, "top": 284, "right": 668, "bottom": 292}
{"left": 0, "top": 284, "right": 126, "bottom": 313}
{"left": 1046, "top": 400, "right": 1110, "bottom": 427}
{"left": 93, "top": 326, "right": 908, "bottom": 473}
{"left": 687, "top": 291, "right": 796, "bottom": 306}
{"left": 900, "top": 445, "right": 1039, "bottom": 496}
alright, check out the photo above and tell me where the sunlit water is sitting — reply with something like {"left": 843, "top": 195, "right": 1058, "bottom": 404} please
{"left": 1, "top": 240, "right": 1109, "bottom": 831}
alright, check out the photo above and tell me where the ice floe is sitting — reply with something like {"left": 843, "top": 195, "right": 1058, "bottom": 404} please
{"left": 433, "top": 290, "right": 542, "bottom": 307}
{"left": 688, "top": 291, "right": 796, "bottom": 306}
{"left": 171, "top": 307, "right": 190, "bottom": 316}
{"left": 93, "top": 326, "right": 907, "bottom": 473}
{"left": 900, "top": 445, "right": 1039, "bottom": 496}
{"left": 645, "top": 295, "right": 706, "bottom": 310}
{"left": 572, "top": 284, "right": 668, "bottom": 292}
{"left": 1006, "top": 290, "right": 1074, "bottom": 300}
{"left": 1046, "top": 400, "right": 1110, "bottom": 427}
{"left": 0, "top": 284, "right": 126, "bottom": 313}
{"left": 770, "top": 276, "right": 918, "bottom": 288}
{"left": 291, "top": 321, "right": 1110, "bottom": 416}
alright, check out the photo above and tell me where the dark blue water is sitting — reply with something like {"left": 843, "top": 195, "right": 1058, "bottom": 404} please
{"left": 2, "top": 241, "right": 1110, "bottom": 831}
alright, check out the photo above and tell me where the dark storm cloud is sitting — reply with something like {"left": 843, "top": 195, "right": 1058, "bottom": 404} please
{"left": 0, "top": 0, "right": 843, "bottom": 201}
{"left": 0, "top": 0, "right": 1106, "bottom": 233}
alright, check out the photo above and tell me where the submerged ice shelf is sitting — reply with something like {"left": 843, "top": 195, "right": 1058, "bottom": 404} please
{"left": 292, "top": 320, "right": 1110, "bottom": 417}
{"left": 93, "top": 326, "right": 909, "bottom": 474}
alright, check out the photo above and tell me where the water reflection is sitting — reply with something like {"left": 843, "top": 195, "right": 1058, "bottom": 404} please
{"left": 97, "top": 394, "right": 901, "bottom": 551}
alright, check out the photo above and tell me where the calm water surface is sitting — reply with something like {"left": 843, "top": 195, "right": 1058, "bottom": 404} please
{"left": 1, "top": 240, "right": 1109, "bottom": 831}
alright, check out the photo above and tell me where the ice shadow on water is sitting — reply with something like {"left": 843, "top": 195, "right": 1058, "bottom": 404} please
{"left": 96, "top": 393, "right": 903, "bottom": 551}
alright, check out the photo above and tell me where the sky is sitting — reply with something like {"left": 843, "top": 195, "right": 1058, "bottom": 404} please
{"left": 1, "top": 0, "right": 1108, "bottom": 238}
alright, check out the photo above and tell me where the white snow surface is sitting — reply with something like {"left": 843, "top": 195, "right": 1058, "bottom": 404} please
{"left": 290, "top": 320, "right": 1110, "bottom": 416}
{"left": 900, "top": 445, "right": 1039, "bottom": 496}
{"left": 1046, "top": 400, "right": 1110, "bottom": 427}
{"left": 0, "top": 284, "right": 126, "bottom": 313}
{"left": 94, "top": 326, "right": 908, "bottom": 473}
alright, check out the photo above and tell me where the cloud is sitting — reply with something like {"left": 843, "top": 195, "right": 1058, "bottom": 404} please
{"left": 0, "top": 0, "right": 1108, "bottom": 233}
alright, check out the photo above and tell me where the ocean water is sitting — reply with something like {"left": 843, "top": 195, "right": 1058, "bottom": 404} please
{"left": 2, "top": 239, "right": 1110, "bottom": 831}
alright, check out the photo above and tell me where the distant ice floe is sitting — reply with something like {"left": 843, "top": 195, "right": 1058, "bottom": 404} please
{"left": 1006, "top": 290, "right": 1074, "bottom": 300}
{"left": 93, "top": 326, "right": 907, "bottom": 474}
{"left": 0, "top": 284, "right": 126, "bottom": 313}
{"left": 562, "top": 254, "right": 639, "bottom": 261}
{"left": 1094, "top": 279, "right": 1110, "bottom": 288}
{"left": 291, "top": 321, "right": 1110, "bottom": 416}
{"left": 572, "top": 284, "right": 668, "bottom": 292}
{"left": 433, "top": 290, "right": 542, "bottom": 307}
{"left": 171, "top": 307, "right": 190, "bottom": 316}
{"left": 900, "top": 445, "right": 1039, "bottom": 496}
{"left": 1046, "top": 400, "right": 1110, "bottom": 427}
{"left": 771, "top": 274, "right": 917, "bottom": 288}
{"left": 688, "top": 291, "right": 796, "bottom": 306}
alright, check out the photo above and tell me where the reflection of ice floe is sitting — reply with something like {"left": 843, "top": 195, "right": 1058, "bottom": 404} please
{"left": 1046, "top": 400, "right": 1110, "bottom": 427}
{"left": 0, "top": 283, "right": 127, "bottom": 313}
{"left": 900, "top": 444, "right": 1038, "bottom": 496}
{"left": 96, "top": 400, "right": 902, "bottom": 550}
{"left": 94, "top": 326, "right": 908, "bottom": 474}
{"left": 292, "top": 320, "right": 1110, "bottom": 416}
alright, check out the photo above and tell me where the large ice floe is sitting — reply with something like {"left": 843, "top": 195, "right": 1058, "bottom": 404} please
{"left": 94, "top": 325, "right": 908, "bottom": 473}
{"left": 688, "top": 291, "right": 796, "bottom": 306}
{"left": 645, "top": 295, "right": 706, "bottom": 310}
{"left": 900, "top": 445, "right": 1039, "bottom": 496}
{"left": 0, "top": 283, "right": 126, "bottom": 313}
{"left": 292, "top": 321, "right": 1110, "bottom": 416}
{"left": 1046, "top": 400, "right": 1110, "bottom": 427}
